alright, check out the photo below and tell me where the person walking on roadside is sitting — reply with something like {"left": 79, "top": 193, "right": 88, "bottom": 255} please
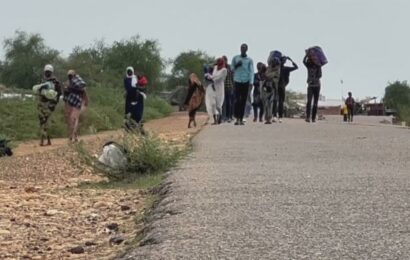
{"left": 232, "top": 43, "right": 254, "bottom": 125}
{"left": 33, "top": 64, "right": 62, "bottom": 146}
{"left": 303, "top": 52, "right": 322, "bottom": 123}
{"left": 276, "top": 56, "right": 298, "bottom": 122}
{"left": 124, "top": 66, "right": 147, "bottom": 130}
{"left": 184, "top": 73, "right": 205, "bottom": 128}
{"left": 263, "top": 57, "right": 281, "bottom": 124}
{"left": 345, "top": 91, "right": 355, "bottom": 122}
{"left": 205, "top": 58, "right": 227, "bottom": 125}
{"left": 222, "top": 55, "right": 234, "bottom": 123}
{"left": 63, "top": 70, "right": 88, "bottom": 142}
{"left": 251, "top": 62, "right": 265, "bottom": 122}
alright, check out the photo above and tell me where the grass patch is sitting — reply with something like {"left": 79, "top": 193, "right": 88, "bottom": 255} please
{"left": 74, "top": 130, "right": 182, "bottom": 190}
{"left": 0, "top": 86, "right": 173, "bottom": 142}
{"left": 77, "top": 174, "right": 164, "bottom": 190}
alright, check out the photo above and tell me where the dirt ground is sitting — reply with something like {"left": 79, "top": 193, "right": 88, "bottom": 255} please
{"left": 0, "top": 112, "right": 207, "bottom": 259}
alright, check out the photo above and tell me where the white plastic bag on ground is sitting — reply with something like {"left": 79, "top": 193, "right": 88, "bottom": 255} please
{"left": 98, "top": 142, "right": 128, "bottom": 169}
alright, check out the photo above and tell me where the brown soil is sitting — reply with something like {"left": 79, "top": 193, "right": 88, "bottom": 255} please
{"left": 0, "top": 112, "right": 207, "bottom": 259}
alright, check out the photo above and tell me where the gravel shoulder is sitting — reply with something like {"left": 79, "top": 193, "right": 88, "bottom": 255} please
{"left": 0, "top": 112, "right": 207, "bottom": 259}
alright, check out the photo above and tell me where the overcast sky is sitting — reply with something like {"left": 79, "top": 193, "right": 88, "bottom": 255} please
{"left": 1, "top": 0, "right": 409, "bottom": 99}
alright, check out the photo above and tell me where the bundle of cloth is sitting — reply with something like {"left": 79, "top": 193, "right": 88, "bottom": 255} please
{"left": 306, "top": 46, "right": 328, "bottom": 67}
{"left": 267, "top": 50, "right": 282, "bottom": 67}
{"left": 32, "top": 81, "right": 58, "bottom": 101}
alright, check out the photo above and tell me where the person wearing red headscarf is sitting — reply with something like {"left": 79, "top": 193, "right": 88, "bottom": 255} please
{"left": 205, "top": 58, "right": 227, "bottom": 124}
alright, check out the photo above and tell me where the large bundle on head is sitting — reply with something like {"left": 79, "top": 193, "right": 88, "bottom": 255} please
{"left": 267, "top": 50, "right": 282, "bottom": 67}
{"left": 32, "top": 81, "right": 58, "bottom": 101}
{"left": 306, "top": 46, "right": 328, "bottom": 66}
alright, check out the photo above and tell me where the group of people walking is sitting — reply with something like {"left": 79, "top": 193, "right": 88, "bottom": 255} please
{"left": 33, "top": 64, "right": 147, "bottom": 146}
{"left": 184, "top": 43, "right": 327, "bottom": 127}
{"left": 33, "top": 65, "right": 88, "bottom": 146}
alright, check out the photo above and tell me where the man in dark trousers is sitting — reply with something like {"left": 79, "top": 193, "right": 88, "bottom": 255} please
{"left": 276, "top": 56, "right": 298, "bottom": 122}
{"left": 345, "top": 91, "right": 355, "bottom": 122}
{"left": 231, "top": 43, "right": 254, "bottom": 125}
{"left": 303, "top": 53, "right": 322, "bottom": 123}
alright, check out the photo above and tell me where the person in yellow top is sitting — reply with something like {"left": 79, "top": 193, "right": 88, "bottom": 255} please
{"left": 341, "top": 105, "right": 348, "bottom": 122}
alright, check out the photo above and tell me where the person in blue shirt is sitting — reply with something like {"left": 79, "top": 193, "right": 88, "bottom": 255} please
{"left": 231, "top": 43, "right": 254, "bottom": 125}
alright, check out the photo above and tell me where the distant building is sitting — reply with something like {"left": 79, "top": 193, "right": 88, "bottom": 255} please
{"left": 365, "top": 103, "right": 384, "bottom": 116}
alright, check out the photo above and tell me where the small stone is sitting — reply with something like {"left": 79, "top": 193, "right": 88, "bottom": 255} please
{"left": 106, "top": 223, "right": 119, "bottom": 231}
{"left": 45, "top": 210, "right": 59, "bottom": 216}
{"left": 109, "top": 236, "right": 125, "bottom": 245}
{"left": 93, "top": 201, "right": 109, "bottom": 208}
{"left": 40, "top": 237, "right": 49, "bottom": 242}
{"left": 24, "top": 186, "right": 40, "bottom": 193}
{"left": 121, "top": 205, "right": 131, "bottom": 211}
{"left": 68, "top": 246, "right": 85, "bottom": 254}
{"left": 85, "top": 241, "right": 97, "bottom": 246}
{"left": 0, "top": 230, "right": 11, "bottom": 235}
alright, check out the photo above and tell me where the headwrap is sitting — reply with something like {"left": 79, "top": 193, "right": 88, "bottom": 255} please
{"left": 44, "top": 64, "right": 54, "bottom": 73}
{"left": 216, "top": 58, "right": 225, "bottom": 70}
{"left": 126, "top": 66, "right": 134, "bottom": 78}
{"left": 126, "top": 66, "right": 137, "bottom": 87}
{"left": 67, "top": 70, "right": 76, "bottom": 76}
{"left": 189, "top": 73, "right": 201, "bottom": 86}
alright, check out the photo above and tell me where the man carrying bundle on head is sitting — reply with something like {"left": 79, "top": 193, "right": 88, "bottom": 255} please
{"left": 304, "top": 46, "right": 327, "bottom": 123}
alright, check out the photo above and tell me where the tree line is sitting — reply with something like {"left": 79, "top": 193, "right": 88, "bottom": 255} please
{"left": 0, "top": 31, "right": 214, "bottom": 92}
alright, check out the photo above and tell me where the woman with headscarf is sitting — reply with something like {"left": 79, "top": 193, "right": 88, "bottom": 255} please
{"left": 184, "top": 73, "right": 205, "bottom": 128}
{"left": 204, "top": 58, "right": 228, "bottom": 125}
{"left": 124, "top": 66, "right": 146, "bottom": 130}
{"left": 33, "top": 64, "right": 62, "bottom": 146}
{"left": 63, "top": 69, "right": 88, "bottom": 142}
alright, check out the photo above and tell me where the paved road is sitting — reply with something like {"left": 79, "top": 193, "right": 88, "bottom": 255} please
{"left": 121, "top": 116, "right": 410, "bottom": 260}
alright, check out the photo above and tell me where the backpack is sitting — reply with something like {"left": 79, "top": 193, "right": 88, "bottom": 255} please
{"left": 0, "top": 139, "right": 13, "bottom": 157}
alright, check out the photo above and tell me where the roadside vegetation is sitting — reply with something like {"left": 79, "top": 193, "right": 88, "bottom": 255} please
{"left": 383, "top": 81, "right": 410, "bottom": 125}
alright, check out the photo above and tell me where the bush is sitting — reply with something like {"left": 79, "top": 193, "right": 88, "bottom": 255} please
{"left": 88, "top": 131, "right": 182, "bottom": 182}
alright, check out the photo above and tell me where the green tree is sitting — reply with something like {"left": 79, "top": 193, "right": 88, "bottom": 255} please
{"left": 384, "top": 81, "right": 410, "bottom": 122}
{"left": 0, "top": 31, "right": 60, "bottom": 89}
{"left": 64, "top": 40, "right": 107, "bottom": 86}
{"left": 384, "top": 81, "right": 410, "bottom": 110}
{"left": 104, "top": 36, "right": 164, "bottom": 91}
{"left": 168, "top": 50, "right": 215, "bottom": 89}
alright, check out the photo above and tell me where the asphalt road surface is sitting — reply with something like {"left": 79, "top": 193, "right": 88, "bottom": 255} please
{"left": 120, "top": 116, "right": 410, "bottom": 260}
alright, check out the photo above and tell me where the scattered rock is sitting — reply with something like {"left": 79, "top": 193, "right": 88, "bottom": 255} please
{"left": 93, "top": 201, "right": 109, "bottom": 208}
{"left": 85, "top": 241, "right": 97, "bottom": 247}
{"left": 0, "top": 230, "right": 11, "bottom": 235}
{"left": 68, "top": 246, "right": 85, "bottom": 254}
{"left": 121, "top": 205, "right": 131, "bottom": 211}
{"left": 106, "top": 223, "right": 119, "bottom": 231}
{"left": 24, "top": 186, "right": 40, "bottom": 193}
{"left": 44, "top": 210, "right": 59, "bottom": 216}
{"left": 109, "top": 236, "right": 124, "bottom": 245}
